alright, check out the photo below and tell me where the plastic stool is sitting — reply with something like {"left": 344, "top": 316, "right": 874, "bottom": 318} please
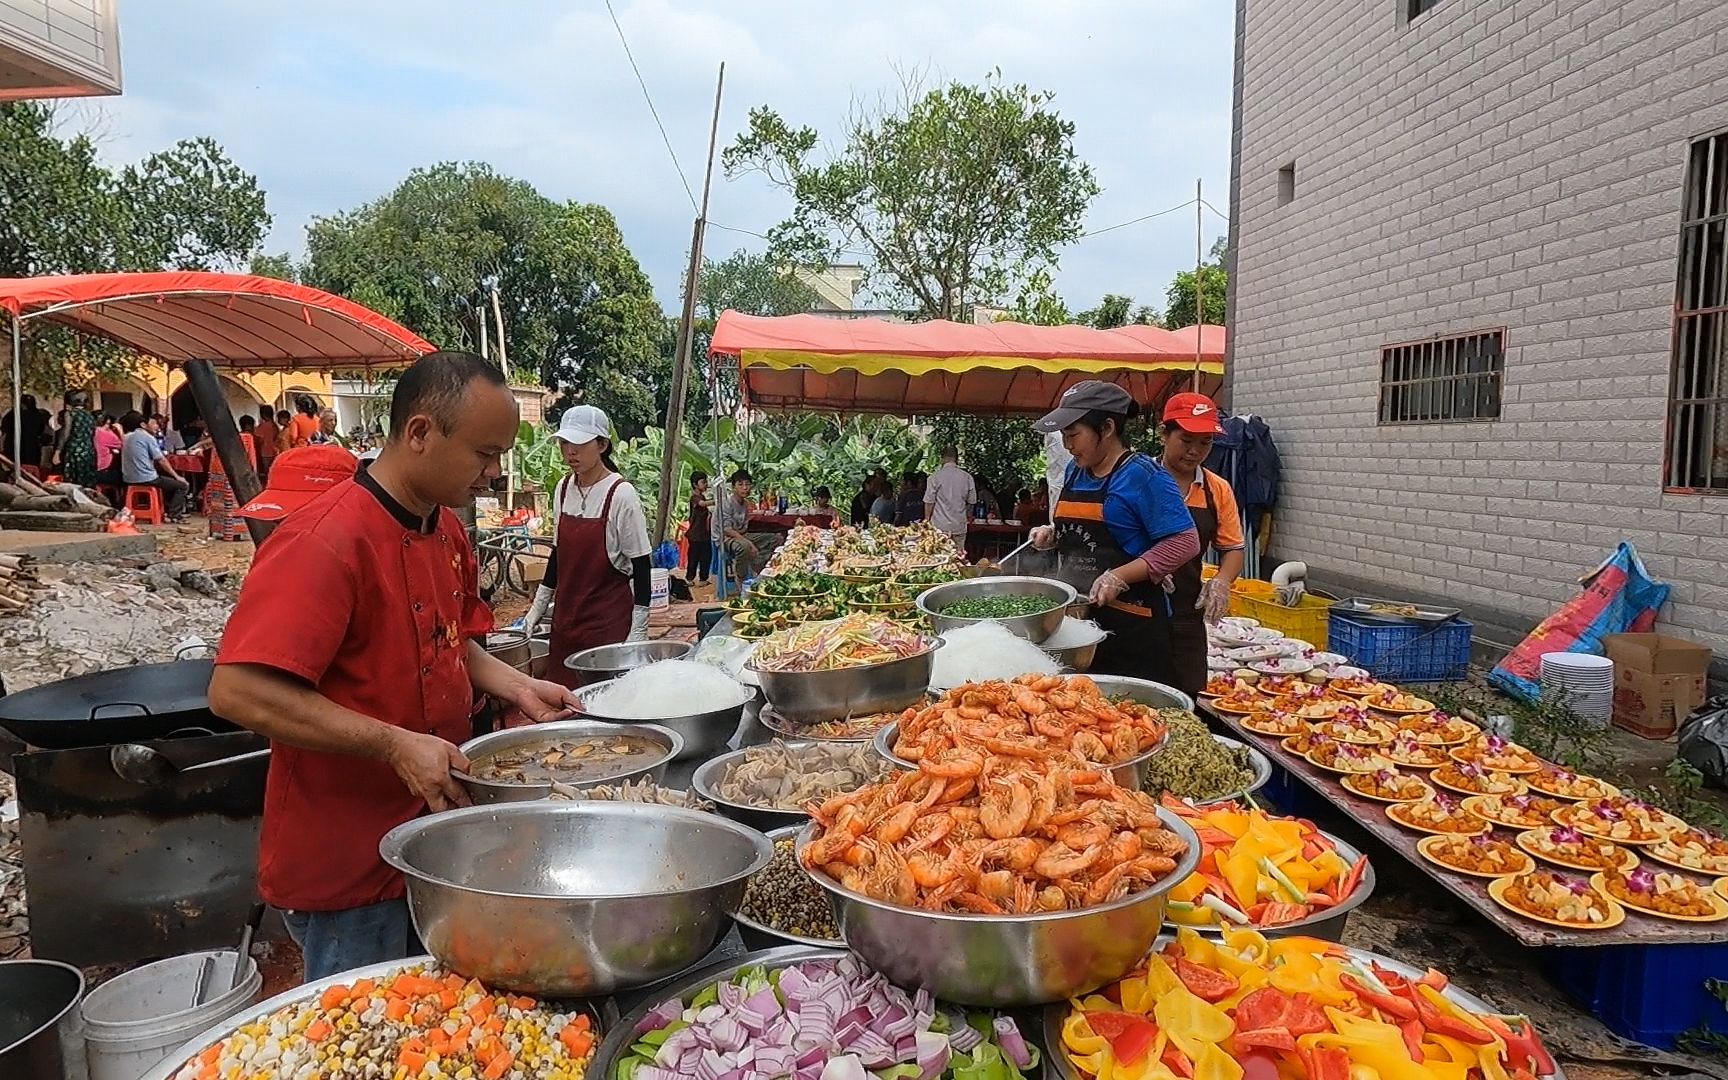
{"left": 125, "top": 484, "right": 165, "bottom": 525}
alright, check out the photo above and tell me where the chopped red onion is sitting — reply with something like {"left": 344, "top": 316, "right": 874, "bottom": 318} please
{"left": 993, "top": 1017, "right": 1032, "bottom": 1068}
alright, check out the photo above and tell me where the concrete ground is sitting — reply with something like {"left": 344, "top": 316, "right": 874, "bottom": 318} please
{"left": 0, "top": 529, "right": 156, "bottom": 562}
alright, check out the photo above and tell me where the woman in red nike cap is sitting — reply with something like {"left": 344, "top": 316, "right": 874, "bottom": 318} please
{"left": 1159, "top": 392, "right": 1247, "bottom": 695}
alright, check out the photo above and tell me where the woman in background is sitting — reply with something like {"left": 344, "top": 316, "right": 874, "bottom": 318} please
{"left": 687, "top": 471, "right": 712, "bottom": 585}
{"left": 56, "top": 391, "right": 99, "bottom": 487}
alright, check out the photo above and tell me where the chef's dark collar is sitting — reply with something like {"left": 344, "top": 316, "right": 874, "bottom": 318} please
{"left": 356, "top": 468, "right": 437, "bottom": 535}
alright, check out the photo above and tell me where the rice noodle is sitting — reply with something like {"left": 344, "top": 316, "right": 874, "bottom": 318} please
{"left": 1042, "top": 616, "right": 1108, "bottom": 649}
{"left": 587, "top": 659, "right": 749, "bottom": 718}
{"left": 930, "top": 621, "right": 1059, "bottom": 687}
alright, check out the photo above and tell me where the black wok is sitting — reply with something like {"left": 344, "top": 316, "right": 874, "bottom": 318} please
{"left": 0, "top": 659, "right": 236, "bottom": 750}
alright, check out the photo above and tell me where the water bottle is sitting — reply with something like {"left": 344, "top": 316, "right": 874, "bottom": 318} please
{"left": 778, "top": 495, "right": 788, "bottom": 514}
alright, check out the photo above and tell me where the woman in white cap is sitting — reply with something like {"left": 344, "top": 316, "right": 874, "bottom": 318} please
{"left": 524, "top": 405, "right": 653, "bottom": 688}
{"left": 1029, "top": 381, "right": 1200, "bottom": 689}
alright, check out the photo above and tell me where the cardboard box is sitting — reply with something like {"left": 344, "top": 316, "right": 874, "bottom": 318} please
{"left": 1601, "top": 633, "right": 1712, "bottom": 739}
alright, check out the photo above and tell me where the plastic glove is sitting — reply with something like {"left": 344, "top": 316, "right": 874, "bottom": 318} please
{"left": 524, "top": 585, "right": 553, "bottom": 633}
{"left": 1198, "top": 577, "right": 1231, "bottom": 624}
{"left": 1088, "top": 569, "right": 1129, "bottom": 606}
{"left": 627, "top": 606, "right": 651, "bottom": 642}
{"left": 1030, "top": 525, "right": 1056, "bottom": 551}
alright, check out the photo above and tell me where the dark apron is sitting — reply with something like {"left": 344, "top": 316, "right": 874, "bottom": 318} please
{"left": 547, "top": 477, "right": 635, "bottom": 689}
{"left": 1166, "top": 469, "right": 1222, "bottom": 699}
{"left": 1047, "top": 453, "right": 1177, "bottom": 684}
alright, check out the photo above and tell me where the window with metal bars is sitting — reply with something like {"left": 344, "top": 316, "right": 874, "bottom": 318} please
{"left": 1666, "top": 131, "right": 1728, "bottom": 492}
{"left": 1378, "top": 331, "right": 1504, "bottom": 424}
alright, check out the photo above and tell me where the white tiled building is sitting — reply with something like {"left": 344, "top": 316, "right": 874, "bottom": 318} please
{"left": 1226, "top": 0, "right": 1728, "bottom": 663}
{"left": 0, "top": 0, "right": 121, "bottom": 100}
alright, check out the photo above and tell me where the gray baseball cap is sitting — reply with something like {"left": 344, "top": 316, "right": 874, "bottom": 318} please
{"left": 1032, "top": 380, "right": 1136, "bottom": 433}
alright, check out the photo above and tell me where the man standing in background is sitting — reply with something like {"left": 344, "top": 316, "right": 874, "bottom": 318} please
{"left": 923, "top": 448, "right": 976, "bottom": 551}
{"left": 255, "top": 408, "right": 279, "bottom": 481}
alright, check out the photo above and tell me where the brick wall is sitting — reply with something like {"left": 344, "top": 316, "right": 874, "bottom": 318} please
{"left": 1231, "top": 0, "right": 1728, "bottom": 657}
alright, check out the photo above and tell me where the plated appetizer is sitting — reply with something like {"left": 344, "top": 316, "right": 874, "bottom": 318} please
{"left": 1525, "top": 766, "right": 1618, "bottom": 801}
{"left": 1395, "top": 712, "right": 1481, "bottom": 746}
{"left": 1363, "top": 688, "right": 1436, "bottom": 714}
{"left": 1593, "top": 868, "right": 1728, "bottom": 922}
{"left": 1342, "top": 767, "right": 1435, "bottom": 804}
{"left": 1449, "top": 735, "right": 1544, "bottom": 774}
{"left": 1431, "top": 761, "right": 1528, "bottom": 797}
{"left": 1489, "top": 870, "right": 1623, "bottom": 928}
{"left": 1553, "top": 797, "right": 1682, "bottom": 845}
{"left": 1312, "top": 716, "right": 1395, "bottom": 745}
{"left": 1327, "top": 676, "right": 1394, "bottom": 697}
{"left": 1416, "top": 833, "right": 1534, "bottom": 878}
{"left": 1462, "top": 792, "right": 1569, "bottom": 830}
{"left": 1386, "top": 794, "right": 1490, "bottom": 835}
{"left": 1645, "top": 827, "right": 1728, "bottom": 876}
{"left": 1516, "top": 826, "right": 1639, "bottom": 873}
{"left": 1385, "top": 735, "right": 1452, "bottom": 770}
{"left": 1307, "top": 740, "right": 1395, "bottom": 775}
{"left": 1242, "top": 711, "right": 1308, "bottom": 737}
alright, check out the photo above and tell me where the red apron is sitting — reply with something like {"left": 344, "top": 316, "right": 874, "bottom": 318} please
{"left": 547, "top": 476, "right": 635, "bottom": 688}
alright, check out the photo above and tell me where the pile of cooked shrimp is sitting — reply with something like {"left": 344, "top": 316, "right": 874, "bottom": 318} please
{"left": 891, "top": 675, "right": 1168, "bottom": 767}
{"left": 799, "top": 752, "right": 1186, "bottom": 915}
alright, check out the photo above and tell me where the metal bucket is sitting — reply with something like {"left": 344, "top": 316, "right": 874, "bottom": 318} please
{"left": 0, "top": 958, "right": 86, "bottom": 1080}
{"left": 482, "top": 631, "right": 532, "bottom": 672}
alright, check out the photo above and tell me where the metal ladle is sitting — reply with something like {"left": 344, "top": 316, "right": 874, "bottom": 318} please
{"left": 109, "top": 743, "right": 271, "bottom": 785}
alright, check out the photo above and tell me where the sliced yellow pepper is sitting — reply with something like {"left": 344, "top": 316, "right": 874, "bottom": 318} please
{"left": 1203, "top": 808, "right": 1253, "bottom": 839}
{"left": 1194, "top": 1042, "right": 1246, "bottom": 1080}
{"left": 1221, "top": 845, "right": 1264, "bottom": 910}
{"left": 1153, "top": 983, "right": 1234, "bottom": 1064}
{"left": 1301, "top": 1011, "right": 1433, "bottom": 1080}
{"left": 1170, "top": 874, "right": 1210, "bottom": 904}
{"left": 1139, "top": 956, "right": 1183, "bottom": 1005}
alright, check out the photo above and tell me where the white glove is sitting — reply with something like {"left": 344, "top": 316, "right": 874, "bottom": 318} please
{"left": 1030, "top": 525, "right": 1056, "bottom": 552}
{"left": 627, "top": 606, "right": 651, "bottom": 642}
{"left": 1197, "top": 577, "right": 1231, "bottom": 625}
{"left": 1088, "top": 569, "right": 1129, "bottom": 606}
{"left": 524, "top": 585, "right": 553, "bottom": 633}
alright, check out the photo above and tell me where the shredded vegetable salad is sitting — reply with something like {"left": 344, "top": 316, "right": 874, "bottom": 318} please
{"left": 616, "top": 957, "right": 1038, "bottom": 1080}
{"left": 752, "top": 614, "right": 930, "bottom": 673}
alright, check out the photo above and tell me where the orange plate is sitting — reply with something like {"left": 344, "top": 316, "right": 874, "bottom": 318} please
{"left": 1641, "top": 842, "right": 1728, "bottom": 877}
{"left": 1212, "top": 699, "right": 1270, "bottom": 717}
{"left": 1514, "top": 829, "right": 1640, "bottom": 874}
{"left": 1716, "top": 878, "right": 1728, "bottom": 903}
{"left": 1242, "top": 715, "right": 1307, "bottom": 737}
{"left": 1487, "top": 877, "right": 1625, "bottom": 930}
{"left": 1550, "top": 806, "right": 1679, "bottom": 847}
{"left": 1386, "top": 802, "right": 1489, "bottom": 836}
{"left": 1366, "top": 699, "right": 1436, "bottom": 716}
{"left": 1342, "top": 773, "right": 1434, "bottom": 804}
{"left": 1432, "top": 772, "right": 1530, "bottom": 799}
{"left": 1306, "top": 750, "right": 1391, "bottom": 776}
{"left": 1447, "top": 747, "right": 1543, "bottom": 775}
{"left": 1525, "top": 775, "right": 1619, "bottom": 801}
{"left": 1416, "top": 835, "right": 1535, "bottom": 879}
{"left": 1385, "top": 749, "right": 1450, "bottom": 770}
{"left": 1460, "top": 795, "right": 1561, "bottom": 830}
{"left": 1589, "top": 872, "right": 1728, "bottom": 923}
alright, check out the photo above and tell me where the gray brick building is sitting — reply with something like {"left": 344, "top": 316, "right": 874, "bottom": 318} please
{"left": 1226, "top": 0, "right": 1728, "bottom": 662}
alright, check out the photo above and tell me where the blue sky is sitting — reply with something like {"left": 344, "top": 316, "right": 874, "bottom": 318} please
{"left": 80, "top": 1, "right": 1233, "bottom": 316}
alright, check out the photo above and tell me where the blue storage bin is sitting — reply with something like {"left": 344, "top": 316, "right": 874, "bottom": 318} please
{"left": 1539, "top": 942, "right": 1728, "bottom": 1049}
{"left": 1328, "top": 613, "right": 1473, "bottom": 683}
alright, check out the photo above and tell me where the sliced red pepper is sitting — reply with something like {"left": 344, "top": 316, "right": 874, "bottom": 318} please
{"left": 1481, "top": 1015, "right": 1556, "bottom": 1075}
{"left": 1413, "top": 990, "right": 1495, "bottom": 1045}
{"left": 1084, "top": 1011, "right": 1161, "bottom": 1066}
{"left": 1234, "top": 1027, "right": 1299, "bottom": 1053}
{"left": 1083, "top": 1011, "right": 1140, "bottom": 1040}
{"left": 1399, "top": 1019, "right": 1426, "bottom": 1063}
{"left": 1234, "top": 987, "right": 1330, "bottom": 1037}
{"left": 1239, "top": 1050, "right": 1281, "bottom": 1080}
{"left": 1341, "top": 974, "right": 1419, "bottom": 1021}
{"left": 1337, "top": 855, "right": 1368, "bottom": 899}
{"left": 1173, "top": 956, "right": 1240, "bottom": 1003}
{"left": 1419, "top": 968, "right": 1449, "bottom": 991}
{"left": 1302, "top": 1045, "right": 1352, "bottom": 1080}
{"left": 1162, "top": 1045, "right": 1195, "bottom": 1079}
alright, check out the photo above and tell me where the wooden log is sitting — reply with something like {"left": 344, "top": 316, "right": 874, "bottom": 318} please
{"left": 0, "top": 553, "right": 27, "bottom": 569}
{"left": 0, "top": 510, "right": 99, "bottom": 532}
{"left": 0, "top": 454, "right": 53, "bottom": 497}
{"left": 7, "top": 494, "right": 73, "bottom": 513}
{"left": 0, "top": 594, "right": 25, "bottom": 612}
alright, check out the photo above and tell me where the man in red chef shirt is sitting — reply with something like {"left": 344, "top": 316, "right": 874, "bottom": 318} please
{"left": 210, "top": 351, "right": 578, "bottom": 981}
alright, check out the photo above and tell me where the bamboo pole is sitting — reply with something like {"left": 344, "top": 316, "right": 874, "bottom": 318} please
{"left": 1193, "top": 178, "right": 1205, "bottom": 391}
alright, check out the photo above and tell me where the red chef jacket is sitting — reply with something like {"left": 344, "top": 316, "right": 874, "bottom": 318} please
{"left": 216, "top": 470, "right": 493, "bottom": 911}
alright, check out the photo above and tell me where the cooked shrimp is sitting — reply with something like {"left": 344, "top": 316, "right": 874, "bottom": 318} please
{"left": 1034, "top": 841, "right": 1104, "bottom": 879}
{"left": 981, "top": 776, "right": 1033, "bottom": 839}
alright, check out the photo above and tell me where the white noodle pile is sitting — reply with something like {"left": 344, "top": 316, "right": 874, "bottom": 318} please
{"left": 931, "top": 622, "right": 1060, "bottom": 687}
{"left": 588, "top": 659, "right": 750, "bottom": 718}
{"left": 1042, "top": 616, "right": 1108, "bottom": 649}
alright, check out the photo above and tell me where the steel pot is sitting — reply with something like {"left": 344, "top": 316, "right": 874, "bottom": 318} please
{"left": 0, "top": 958, "right": 85, "bottom": 1080}
{"left": 563, "top": 640, "right": 692, "bottom": 686}
{"left": 456, "top": 720, "right": 680, "bottom": 804}
{"left": 481, "top": 631, "right": 532, "bottom": 672}
{"left": 749, "top": 640, "right": 939, "bottom": 724}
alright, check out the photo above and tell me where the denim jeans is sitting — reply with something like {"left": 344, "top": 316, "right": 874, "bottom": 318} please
{"left": 281, "top": 899, "right": 422, "bottom": 982}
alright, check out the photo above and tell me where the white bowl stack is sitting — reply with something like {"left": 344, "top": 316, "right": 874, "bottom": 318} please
{"left": 1538, "top": 652, "right": 1614, "bottom": 728}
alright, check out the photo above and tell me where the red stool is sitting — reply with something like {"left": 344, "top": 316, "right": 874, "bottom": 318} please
{"left": 124, "top": 484, "right": 164, "bottom": 525}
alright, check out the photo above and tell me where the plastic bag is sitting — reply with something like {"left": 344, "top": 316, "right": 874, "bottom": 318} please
{"left": 1678, "top": 696, "right": 1728, "bottom": 789}
{"left": 1488, "top": 543, "right": 1670, "bottom": 703}
{"left": 652, "top": 540, "right": 681, "bottom": 570}
{"left": 104, "top": 508, "right": 139, "bottom": 535}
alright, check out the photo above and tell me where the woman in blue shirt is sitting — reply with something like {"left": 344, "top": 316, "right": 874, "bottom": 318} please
{"left": 1030, "top": 382, "right": 1200, "bottom": 689}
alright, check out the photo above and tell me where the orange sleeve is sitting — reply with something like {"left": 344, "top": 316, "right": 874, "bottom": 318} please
{"left": 1209, "top": 472, "right": 1245, "bottom": 551}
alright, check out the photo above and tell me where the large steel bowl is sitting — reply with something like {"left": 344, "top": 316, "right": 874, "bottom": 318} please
{"left": 563, "top": 640, "right": 693, "bottom": 686}
{"left": 1086, "top": 673, "right": 1195, "bottom": 713}
{"left": 873, "top": 718, "right": 1170, "bottom": 790}
{"left": 917, "top": 575, "right": 1075, "bottom": 644}
{"left": 572, "top": 678, "right": 751, "bottom": 761}
{"left": 456, "top": 720, "right": 680, "bottom": 804}
{"left": 730, "top": 826, "right": 846, "bottom": 951}
{"left": 748, "top": 641, "right": 939, "bottom": 724}
{"left": 798, "top": 808, "right": 1200, "bottom": 1006}
{"left": 1182, "top": 735, "right": 1274, "bottom": 806}
{"left": 690, "top": 743, "right": 889, "bottom": 834}
{"left": 379, "top": 801, "right": 773, "bottom": 996}
{"left": 1164, "top": 831, "right": 1374, "bottom": 942}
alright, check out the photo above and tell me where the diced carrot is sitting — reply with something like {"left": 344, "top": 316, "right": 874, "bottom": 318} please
{"left": 570, "top": 1014, "right": 591, "bottom": 1032}
{"left": 385, "top": 997, "right": 410, "bottom": 1022}
{"left": 438, "top": 988, "right": 459, "bottom": 1011}
{"left": 389, "top": 975, "right": 416, "bottom": 996}
{"left": 398, "top": 1048, "right": 429, "bottom": 1073}
{"left": 467, "top": 996, "right": 495, "bottom": 1021}
{"left": 565, "top": 1031, "right": 594, "bottom": 1058}
{"left": 512, "top": 995, "right": 536, "bottom": 1011}
{"left": 484, "top": 1016, "right": 504, "bottom": 1036}
{"left": 318, "top": 985, "right": 349, "bottom": 1011}
{"left": 197, "top": 1065, "right": 217, "bottom": 1080}
{"left": 482, "top": 1052, "right": 515, "bottom": 1080}
{"left": 305, "top": 1019, "right": 333, "bottom": 1043}
{"left": 199, "top": 1045, "right": 223, "bottom": 1065}
{"left": 350, "top": 978, "right": 376, "bottom": 998}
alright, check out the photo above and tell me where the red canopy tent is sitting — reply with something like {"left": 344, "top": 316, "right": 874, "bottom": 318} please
{"left": 708, "top": 311, "right": 1224, "bottom": 415}
{"left": 2, "top": 272, "right": 435, "bottom": 539}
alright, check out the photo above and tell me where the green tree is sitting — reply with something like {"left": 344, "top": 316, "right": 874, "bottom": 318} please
{"left": 1163, "top": 236, "right": 1229, "bottom": 327}
{"left": 687, "top": 249, "right": 821, "bottom": 419}
{"left": 0, "top": 102, "right": 270, "bottom": 387}
{"left": 724, "top": 73, "right": 1099, "bottom": 320}
{"left": 249, "top": 252, "right": 299, "bottom": 281}
{"left": 300, "top": 163, "right": 667, "bottom": 435}
{"left": 1000, "top": 267, "right": 1070, "bottom": 327}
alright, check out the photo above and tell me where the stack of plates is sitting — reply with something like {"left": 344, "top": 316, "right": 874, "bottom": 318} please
{"left": 1539, "top": 652, "right": 1614, "bottom": 728}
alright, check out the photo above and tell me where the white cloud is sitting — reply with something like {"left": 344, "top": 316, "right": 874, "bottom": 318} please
{"left": 87, "top": 0, "right": 1232, "bottom": 315}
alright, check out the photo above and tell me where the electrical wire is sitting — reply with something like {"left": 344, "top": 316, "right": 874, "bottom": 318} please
{"left": 1200, "top": 198, "right": 1231, "bottom": 224}
{"left": 604, "top": 0, "right": 698, "bottom": 213}
{"left": 1077, "top": 198, "right": 1196, "bottom": 238}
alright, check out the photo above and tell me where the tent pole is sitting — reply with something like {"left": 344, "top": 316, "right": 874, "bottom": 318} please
{"left": 8, "top": 314, "right": 20, "bottom": 484}
{"left": 1193, "top": 177, "right": 1204, "bottom": 392}
{"left": 654, "top": 61, "right": 726, "bottom": 546}
{"left": 184, "top": 358, "right": 273, "bottom": 545}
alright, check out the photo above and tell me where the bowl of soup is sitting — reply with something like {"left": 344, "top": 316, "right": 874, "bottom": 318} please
{"left": 456, "top": 721, "right": 683, "bottom": 804}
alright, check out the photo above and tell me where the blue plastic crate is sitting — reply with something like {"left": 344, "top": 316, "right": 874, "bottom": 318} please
{"left": 1328, "top": 613, "right": 1472, "bottom": 683}
{"left": 1539, "top": 942, "right": 1728, "bottom": 1048}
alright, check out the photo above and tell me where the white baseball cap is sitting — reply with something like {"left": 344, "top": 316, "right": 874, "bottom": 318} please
{"left": 555, "top": 404, "right": 611, "bottom": 446}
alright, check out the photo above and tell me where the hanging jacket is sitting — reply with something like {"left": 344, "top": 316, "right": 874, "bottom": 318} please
{"left": 1204, "top": 414, "right": 1281, "bottom": 519}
